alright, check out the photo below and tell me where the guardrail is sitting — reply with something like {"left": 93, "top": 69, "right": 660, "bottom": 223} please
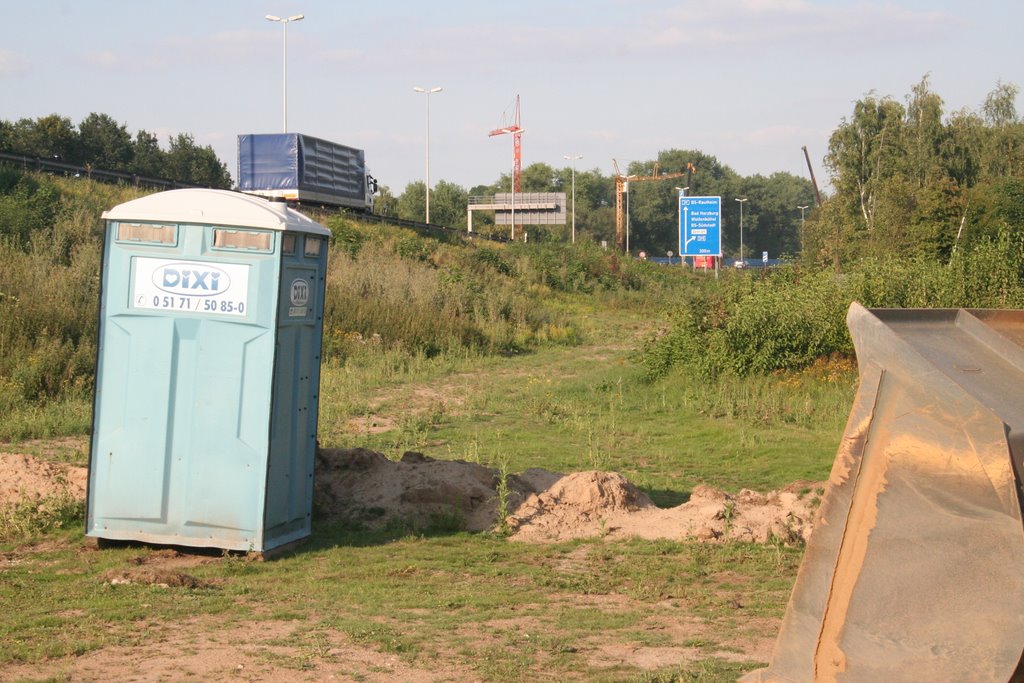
{"left": 0, "top": 151, "right": 201, "bottom": 191}
{"left": 1, "top": 151, "right": 507, "bottom": 244}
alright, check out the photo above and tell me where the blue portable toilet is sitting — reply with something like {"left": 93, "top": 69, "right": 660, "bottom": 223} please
{"left": 87, "top": 188, "right": 330, "bottom": 554}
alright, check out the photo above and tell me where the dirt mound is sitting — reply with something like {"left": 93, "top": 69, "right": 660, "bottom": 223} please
{"left": 505, "top": 478, "right": 817, "bottom": 544}
{"left": 509, "top": 483, "right": 815, "bottom": 548}
{"left": 0, "top": 452, "right": 87, "bottom": 507}
{"left": 314, "top": 447, "right": 536, "bottom": 532}
{"left": 505, "top": 470, "right": 654, "bottom": 534}
{"left": 314, "top": 448, "right": 820, "bottom": 545}
{"left": 0, "top": 448, "right": 820, "bottom": 546}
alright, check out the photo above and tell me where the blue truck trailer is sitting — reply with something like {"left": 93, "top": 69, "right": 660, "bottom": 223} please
{"left": 238, "top": 133, "right": 376, "bottom": 211}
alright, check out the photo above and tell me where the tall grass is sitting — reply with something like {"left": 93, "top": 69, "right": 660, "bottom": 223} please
{"left": 0, "top": 174, "right": 673, "bottom": 439}
{"left": 319, "top": 216, "right": 668, "bottom": 361}
{"left": 0, "top": 172, "right": 143, "bottom": 438}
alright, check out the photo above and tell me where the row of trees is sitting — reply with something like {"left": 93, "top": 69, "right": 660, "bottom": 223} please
{"left": 380, "top": 152, "right": 814, "bottom": 260}
{"left": 808, "top": 76, "right": 1024, "bottom": 268}
{"left": 384, "top": 77, "right": 1024, "bottom": 267}
{"left": 7, "top": 75, "right": 1020, "bottom": 266}
{"left": 0, "top": 113, "right": 232, "bottom": 189}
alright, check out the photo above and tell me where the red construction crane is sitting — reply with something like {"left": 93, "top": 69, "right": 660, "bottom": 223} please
{"left": 489, "top": 95, "right": 523, "bottom": 192}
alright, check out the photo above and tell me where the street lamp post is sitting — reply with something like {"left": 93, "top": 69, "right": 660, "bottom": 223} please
{"left": 563, "top": 154, "right": 582, "bottom": 243}
{"left": 735, "top": 197, "right": 748, "bottom": 266}
{"left": 625, "top": 178, "right": 632, "bottom": 254}
{"left": 622, "top": 175, "right": 638, "bottom": 254}
{"left": 265, "top": 13, "right": 304, "bottom": 133}
{"left": 797, "top": 204, "right": 809, "bottom": 252}
{"left": 413, "top": 86, "right": 442, "bottom": 223}
{"left": 675, "top": 186, "right": 689, "bottom": 268}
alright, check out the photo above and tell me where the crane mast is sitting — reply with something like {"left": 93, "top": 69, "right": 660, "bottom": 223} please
{"left": 489, "top": 95, "right": 523, "bottom": 192}
{"left": 612, "top": 159, "right": 687, "bottom": 253}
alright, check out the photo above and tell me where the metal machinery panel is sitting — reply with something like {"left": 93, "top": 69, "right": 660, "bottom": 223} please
{"left": 745, "top": 304, "right": 1024, "bottom": 683}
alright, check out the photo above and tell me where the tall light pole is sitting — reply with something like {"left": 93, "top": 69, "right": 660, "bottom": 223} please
{"left": 624, "top": 176, "right": 636, "bottom": 254}
{"left": 502, "top": 128, "right": 524, "bottom": 240}
{"left": 797, "top": 204, "right": 809, "bottom": 252}
{"left": 414, "top": 86, "right": 442, "bottom": 223}
{"left": 265, "top": 14, "right": 304, "bottom": 133}
{"left": 675, "top": 186, "right": 689, "bottom": 268}
{"left": 563, "top": 154, "right": 582, "bottom": 243}
{"left": 735, "top": 197, "right": 748, "bottom": 266}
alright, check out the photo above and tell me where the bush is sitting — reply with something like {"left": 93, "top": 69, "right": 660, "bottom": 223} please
{"left": 0, "top": 172, "right": 61, "bottom": 247}
{"left": 639, "top": 228, "right": 1024, "bottom": 379}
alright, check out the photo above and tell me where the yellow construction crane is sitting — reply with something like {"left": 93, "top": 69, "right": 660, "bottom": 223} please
{"left": 612, "top": 160, "right": 687, "bottom": 253}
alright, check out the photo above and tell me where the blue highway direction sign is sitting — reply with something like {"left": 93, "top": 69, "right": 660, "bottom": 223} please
{"left": 679, "top": 196, "right": 721, "bottom": 257}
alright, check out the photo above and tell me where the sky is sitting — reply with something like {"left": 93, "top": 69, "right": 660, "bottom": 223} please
{"left": 1, "top": 1, "right": 1022, "bottom": 194}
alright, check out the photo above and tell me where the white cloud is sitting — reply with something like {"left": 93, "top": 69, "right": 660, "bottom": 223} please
{"left": 82, "top": 50, "right": 119, "bottom": 68}
{"left": 76, "top": 29, "right": 273, "bottom": 73}
{"left": 742, "top": 124, "right": 804, "bottom": 144}
{"left": 317, "top": 47, "right": 362, "bottom": 64}
{"left": 0, "top": 50, "right": 32, "bottom": 75}
{"left": 345, "top": 1, "right": 960, "bottom": 78}
{"left": 653, "top": 0, "right": 962, "bottom": 53}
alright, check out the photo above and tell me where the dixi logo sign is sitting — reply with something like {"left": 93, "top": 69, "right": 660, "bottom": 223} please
{"left": 290, "top": 278, "right": 310, "bottom": 306}
{"left": 153, "top": 263, "right": 231, "bottom": 297}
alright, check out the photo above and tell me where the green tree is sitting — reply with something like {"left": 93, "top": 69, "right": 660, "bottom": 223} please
{"left": 77, "top": 113, "right": 133, "bottom": 171}
{"left": 11, "top": 115, "right": 78, "bottom": 160}
{"left": 981, "top": 82, "right": 1024, "bottom": 178}
{"left": 428, "top": 180, "right": 469, "bottom": 230}
{"left": 943, "top": 108, "right": 985, "bottom": 188}
{"left": 164, "top": 133, "right": 231, "bottom": 188}
{"left": 0, "top": 120, "right": 14, "bottom": 153}
{"left": 131, "top": 130, "right": 166, "bottom": 178}
{"left": 373, "top": 184, "right": 398, "bottom": 217}
{"left": 520, "top": 162, "right": 559, "bottom": 192}
{"left": 903, "top": 75, "right": 946, "bottom": 188}
{"left": 397, "top": 181, "right": 426, "bottom": 222}
{"left": 826, "top": 93, "right": 906, "bottom": 236}
{"left": 571, "top": 168, "right": 615, "bottom": 243}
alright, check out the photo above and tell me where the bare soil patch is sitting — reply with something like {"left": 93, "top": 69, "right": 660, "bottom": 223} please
{"left": 0, "top": 451, "right": 87, "bottom": 507}
{"left": 1, "top": 616, "right": 481, "bottom": 683}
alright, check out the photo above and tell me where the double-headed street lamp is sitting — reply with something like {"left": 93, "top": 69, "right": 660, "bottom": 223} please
{"left": 265, "top": 13, "right": 304, "bottom": 133}
{"left": 563, "top": 154, "right": 582, "bottom": 243}
{"left": 414, "top": 86, "right": 443, "bottom": 223}
{"left": 735, "top": 197, "right": 748, "bottom": 265}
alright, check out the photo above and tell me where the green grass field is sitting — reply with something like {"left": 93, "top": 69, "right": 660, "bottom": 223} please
{"left": 0, "top": 289, "right": 855, "bottom": 682}
{"left": 0, "top": 176, "right": 861, "bottom": 680}
{"left": 318, "top": 298, "right": 852, "bottom": 499}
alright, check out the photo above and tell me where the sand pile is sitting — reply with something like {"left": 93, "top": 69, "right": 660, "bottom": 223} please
{"left": 0, "top": 452, "right": 87, "bottom": 507}
{"left": 314, "top": 447, "right": 537, "bottom": 532}
{"left": 0, "top": 447, "right": 820, "bottom": 546}
{"left": 314, "top": 448, "right": 820, "bottom": 544}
